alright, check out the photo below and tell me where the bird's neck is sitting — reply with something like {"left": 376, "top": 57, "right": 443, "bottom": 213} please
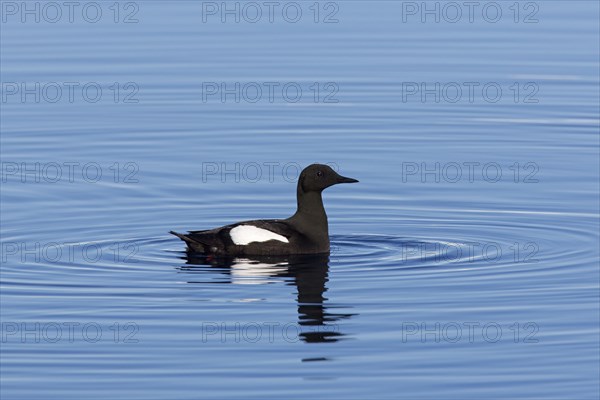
{"left": 296, "top": 190, "right": 326, "bottom": 217}
{"left": 290, "top": 188, "right": 329, "bottom": 237}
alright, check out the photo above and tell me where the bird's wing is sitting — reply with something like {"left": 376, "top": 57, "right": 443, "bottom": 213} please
{"left": 238, "top": 220, "right": 294, "bottom": 239}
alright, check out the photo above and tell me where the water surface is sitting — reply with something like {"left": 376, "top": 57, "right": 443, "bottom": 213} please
{"left": 1, "top": 1, "right": 599, "bottom": 399}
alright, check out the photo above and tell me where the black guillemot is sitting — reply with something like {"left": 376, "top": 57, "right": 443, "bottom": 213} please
{"left": 170, "top": 164, "right": 358, "bottom": 255}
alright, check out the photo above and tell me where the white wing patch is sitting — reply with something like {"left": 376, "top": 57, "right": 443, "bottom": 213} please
{"left": 229, "top": 225, "right": 289, "bottom": 246}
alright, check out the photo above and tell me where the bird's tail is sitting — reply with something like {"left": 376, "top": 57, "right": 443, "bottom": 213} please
{"left": 170, "top": 230, "right": 194, "bottom": 244}
{"left": 169, "top": 231, "right": 209, "bottom": 253}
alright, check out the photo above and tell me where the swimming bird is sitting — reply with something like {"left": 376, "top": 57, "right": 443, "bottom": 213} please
{"left": 170, "top": 164, "right": 358, "bottom": 255}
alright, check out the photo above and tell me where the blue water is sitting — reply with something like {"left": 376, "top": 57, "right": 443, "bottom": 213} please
{"left": 1, "top": 1, "right": 599, "bottom": 399}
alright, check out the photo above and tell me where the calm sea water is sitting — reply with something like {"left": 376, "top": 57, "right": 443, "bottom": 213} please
{"left": 1, "top": 1, "right": 599, "bottom": 399}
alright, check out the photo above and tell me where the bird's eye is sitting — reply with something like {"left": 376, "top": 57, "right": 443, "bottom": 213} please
{"left": 316, "top": 170, "right": 323, "bottom": 177}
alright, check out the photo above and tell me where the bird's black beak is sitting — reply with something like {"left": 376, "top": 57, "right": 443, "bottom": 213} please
{"left": 336, "top": 175, "right": 359, "bottom": 184}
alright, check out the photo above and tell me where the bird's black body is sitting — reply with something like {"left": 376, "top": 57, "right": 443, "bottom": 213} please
{"left": 170, "top": 164, "right": 358, "bottom": 255}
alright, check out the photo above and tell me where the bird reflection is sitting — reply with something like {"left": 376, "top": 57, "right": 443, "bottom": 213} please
{"left": 178, "top": 252, "right": 355, "bottom": 343}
